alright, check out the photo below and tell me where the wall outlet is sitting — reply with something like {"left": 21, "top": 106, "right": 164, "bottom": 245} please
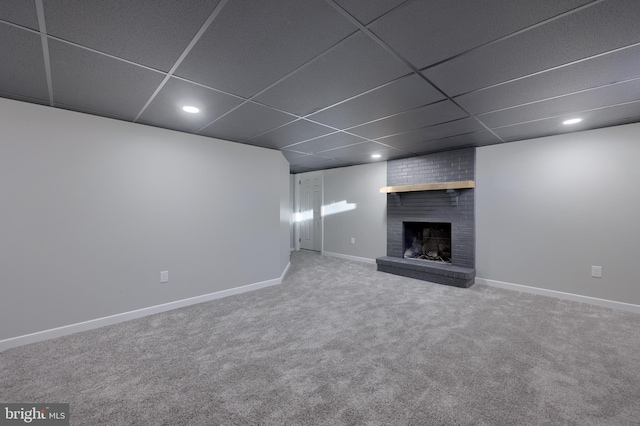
{"left": 591, "top": 266, "right": 602, "bottom": 278}
{"left": 160, "top": 271, "right": 169, "bottom": 283}
{"left": 350, "top": 237, "right": 355, "bottom": 245}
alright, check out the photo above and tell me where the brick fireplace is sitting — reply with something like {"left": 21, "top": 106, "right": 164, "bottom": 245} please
{"left": 376, "top": 148, "right": 476, "bottom": 288}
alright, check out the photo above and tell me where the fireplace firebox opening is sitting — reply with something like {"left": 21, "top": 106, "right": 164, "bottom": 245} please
{"left": 403, "top": 222, "right": 452, "bottom": 263}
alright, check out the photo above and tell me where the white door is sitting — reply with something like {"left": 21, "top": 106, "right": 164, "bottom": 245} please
{"left": 299, "top": 171, "right": 322, "bottom": 251}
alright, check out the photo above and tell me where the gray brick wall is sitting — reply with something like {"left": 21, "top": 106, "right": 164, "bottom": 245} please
{"left": 386, "top": 148, "right": 475, "bottom": 268}
{"left": 387, "top": 148, "right": 475, "bottom": 186}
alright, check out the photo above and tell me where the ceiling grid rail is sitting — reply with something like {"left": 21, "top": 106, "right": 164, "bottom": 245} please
{"left": 34, "top": 0, "right": 53, "bottom": 107}
{"left": 133, "top": 0, "right": 232, "bottom": 122}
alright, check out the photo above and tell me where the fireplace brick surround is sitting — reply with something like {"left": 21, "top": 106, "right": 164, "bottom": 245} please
{"left": 376, "top": 148, "right": 476, "bottom": 288}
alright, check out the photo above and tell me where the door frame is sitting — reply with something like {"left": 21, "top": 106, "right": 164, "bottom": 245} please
{"left": 294, "top": 170, "right": 323, "bottom": 252}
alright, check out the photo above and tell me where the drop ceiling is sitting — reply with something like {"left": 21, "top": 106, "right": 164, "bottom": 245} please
{"left": 2, "top": 0, "right": 640, "bottom": 173}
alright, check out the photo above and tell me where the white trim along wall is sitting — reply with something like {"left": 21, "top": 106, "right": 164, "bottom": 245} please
{"left": 0, "top": 263, "right": 290, "bottom": 352}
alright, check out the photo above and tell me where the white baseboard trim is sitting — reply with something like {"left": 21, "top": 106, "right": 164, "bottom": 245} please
{"left": 0, "top": 264, "right": 290, "bottom": 352}
{"left": 476, "top": 277, "right": 640, "bottom": 314}
{"left": 280, "top": 261, "right": 291, "bottom": 280}
{"left": 321, "top": 251, "right": 377, "bottom": 265}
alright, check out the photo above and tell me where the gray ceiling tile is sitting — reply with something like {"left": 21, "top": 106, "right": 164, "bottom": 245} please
{"left": 348, "top": 100, "right": 468, "bottom": 139}
{"left": 287, "top": 154, "right": 311, "bottom": 165}
{"left": 138, "top": 78, "right": 243, "bottom": 133}
{"left": 0, "top": 1, "right": 39, "bottom": 30}
{"left": 44, "top": 0, "right": 221, "bottom": 72}
{"left": 455, "top": 131, "right": 502, "bottom": 147}
{"left": 290, "top": 165, "right": 313, "bottom": 174}
{"left": 492, "top": 101, "right": 640, "bottom": 141}
{"left": 313, "top": 159, "right": 353, "bottom": 170}
{"left": 333, "top": 147, "right": 409, "bottom": 163}
{"left": 175, "top": 0, "right": 356, "bottom": 98}
{"left": 6, "top": 0, "right": 640, "bottom": 173}
{"left": 0, "top": 25, "right": 49, "bottom": 103}
{"left": 288, "top": 155, "right": 337, "bottom": 168}
{"left": 285, "top": 132, "right": 367, "bottom": 153}
{"left": 247, "top": 119, "right": 335, "bottom": 149}
{"left": 290, "top": 160, "right": 335, "bottom": 173}
{"left": 200, "top": 101, "right": 296, "bottom": 142}
{"left": 254, "top": 31, "right": 411, "bottom": 115}
{"left": 333, "top": 0, "right": 408, "bottom": 25}
{"left": 293, "top": 161, "right": 341, "bottom": 172}
{"left": 49, "top": 40, "right": 165, "bottom": 120}
{"left": 370, "top": 0, "right": 592, "bottom": 70}
{"left": 281, "top": 150, "right": 308, "bottom": 161}
{"left": 403, "top": 131, "right": 502, "bottom": 155}
{"left": 477, "top": 78, "right": 640, "bottom": 128}
{"left": 319, "top": 141, "right": 390, "bottom": 158}
{"left": 307, "top": 74, "right": 444, "bottom": 129}
{"left": 374, "top": 149, "right": 411, "bottom": 161}
{"left": 321, "top": 155, "right": 397, "bottom": 170}
{"left": 375, "top": 118, "right": 484, "bottom": 149}
{"left": 0, "top": 91, "right": 49, "bottom": 106}
{"left": 425, "top": 0, "right": 640, "bottom": 97}
{"left": 455, "top": 44, "right": 640, "bottom": 114}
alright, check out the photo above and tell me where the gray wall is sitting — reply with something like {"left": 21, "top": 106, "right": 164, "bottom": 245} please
{"left": 323, "top": 162, "right": 387, "bottom": 261}
{"left": 0, "top": 98, "right": 290, "bottom": 340}
{"left": 279, "top": 156, "right": 291, "bottom": 271}
{"left": 476, "top": 122, "right": 640, "bottom": 306}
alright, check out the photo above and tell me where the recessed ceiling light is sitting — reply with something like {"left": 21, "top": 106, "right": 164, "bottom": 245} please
{"left": 182, "top": 106, "right": 200, "bottom": 114}
{"left": 371, "top": 154, "right": 382, "bottom": 159}
{"left": 562, "top": 118, "right": 582, "bottom": 125}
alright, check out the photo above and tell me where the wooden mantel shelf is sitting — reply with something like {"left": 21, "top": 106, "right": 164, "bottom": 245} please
{"left": 380, "top": 180, "right": 475, "bottom": 193}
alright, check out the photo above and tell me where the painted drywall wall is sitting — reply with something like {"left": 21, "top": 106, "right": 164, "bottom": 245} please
{"left": 279, "top": 156, "right": 291, "bottom": 272}
{"left": 476, "top": 122, "right": 640, "bottom": 306}
{"left": 0, "top": 98, "right": 289, "bottom": 341}
{"left": 323, "top": 162, "right": 387, "bottom": 262}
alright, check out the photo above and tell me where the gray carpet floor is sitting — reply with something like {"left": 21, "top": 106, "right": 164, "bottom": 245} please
{"left": 1, "top": 250, "right": 639, "bottom": 425}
